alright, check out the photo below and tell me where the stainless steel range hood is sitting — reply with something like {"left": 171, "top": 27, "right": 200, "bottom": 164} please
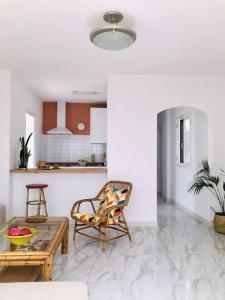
{"left": 47, "top": 101, "right": 72, "bottom": 135}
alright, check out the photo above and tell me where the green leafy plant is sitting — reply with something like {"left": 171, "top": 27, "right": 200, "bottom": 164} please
{"left": 19, "top": 133, "right": 33, "bottom": 168}
{"left": 188, "top": 159, "right": 225, "bottom": 214}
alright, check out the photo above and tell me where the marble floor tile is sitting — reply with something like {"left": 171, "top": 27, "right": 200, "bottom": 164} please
{"left": 53, "top": 197, "right": 225, "bottom": 300}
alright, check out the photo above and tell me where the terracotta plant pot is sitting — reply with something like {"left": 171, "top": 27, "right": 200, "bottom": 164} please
{"left": 211, "top": 207, "right": 225, "bottom": 234}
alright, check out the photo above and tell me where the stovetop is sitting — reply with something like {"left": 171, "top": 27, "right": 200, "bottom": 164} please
{"left": 47, "top": 162, "right": 105, "bottom": 167}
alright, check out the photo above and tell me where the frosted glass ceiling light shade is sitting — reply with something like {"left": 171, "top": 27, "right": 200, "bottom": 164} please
{"left": 90, "top": 11, "right": 136, "bottom": 51}
{"left": 90, "top": 28, "right": 136, "bottom": 51}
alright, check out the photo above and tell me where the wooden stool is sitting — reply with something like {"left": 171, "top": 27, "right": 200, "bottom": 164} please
{"left": 25, "top": 184, "right": 48, "bottom": 217}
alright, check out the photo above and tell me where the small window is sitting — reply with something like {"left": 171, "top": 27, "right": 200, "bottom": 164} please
{"left": 25, "top": 113, "right": 35, "bottom": 168}
{"left": 176, "top": 115, "right": 191, "bottom": 165}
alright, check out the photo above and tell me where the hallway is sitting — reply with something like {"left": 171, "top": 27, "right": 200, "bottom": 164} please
{"left": 54, "top": 198, "right": 225, "bottom": 300}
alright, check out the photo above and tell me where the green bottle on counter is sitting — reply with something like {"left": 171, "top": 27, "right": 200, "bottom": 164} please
{"left": 91, "top": 154, "right": 95, "bottom": 165}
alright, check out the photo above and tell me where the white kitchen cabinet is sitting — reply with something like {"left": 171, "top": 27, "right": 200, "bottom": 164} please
{"left": 90, "top": 107, "right": 107, "bottom": 143}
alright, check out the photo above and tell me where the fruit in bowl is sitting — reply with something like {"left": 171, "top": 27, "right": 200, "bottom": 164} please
{"left": 8, "top": 227, "right": 22, "bottom": 236}
{"left": 4, "top": 226, "right": 36, "bottom": 245}
{"left": 21, "top": 228, "right": 32, "bottom": 235}
{"left": 77, "top": 159, "right": 88, "bottom": 166}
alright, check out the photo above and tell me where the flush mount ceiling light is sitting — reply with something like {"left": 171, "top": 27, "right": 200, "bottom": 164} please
{"left": 90, "top": 11, "right": 136, "bottom": 51}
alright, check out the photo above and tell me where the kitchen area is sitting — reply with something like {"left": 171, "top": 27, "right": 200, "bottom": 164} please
{"left": 10, "top": 101, "right": 108, "bottom": 217}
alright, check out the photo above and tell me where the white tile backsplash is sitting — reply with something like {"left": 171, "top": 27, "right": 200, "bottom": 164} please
{"left": 40, "top": 135, "right": 106, "bottom": 162}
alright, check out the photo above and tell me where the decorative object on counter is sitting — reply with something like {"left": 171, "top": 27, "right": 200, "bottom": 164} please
{"left": 91, "top": 153, "right": 96, "bottom": 164}
{"left": 188, "top": 159, "right": 225, "bottom": 233}
{"left": 18, "top": 133, "right": 33, "bottom": 169}
{"left": 25, "top": 184, "right": 48, "bottom": 219}
{"left": 38, "top": 165, "right": 53, "bottom": 170}
{"left": 37, "top": 160, "right": 46, "bottom": 168}
{"left": 4, "top": 226, "right": 36, "bottom": 245}
{"left": 71, "top": 180, "right": 133, "bottom": 251}
{"left": 77, "top": 159, "right": 88, "bottom": 166}
{"left": 76, "top": 122, "right": 86, "bottom": 131}
{"left": 102, "top": 152, "right": 107, "bottom": 166}
{"left": 37, "top": 161, "right": 53, "bottom": 170}
{"left": 53, "top": 164, "right": 60, "bottom": 169}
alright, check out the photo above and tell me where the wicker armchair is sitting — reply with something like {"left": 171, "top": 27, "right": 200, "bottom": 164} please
{"left": 71, "top": 180, "right": 132, "bottom": 251}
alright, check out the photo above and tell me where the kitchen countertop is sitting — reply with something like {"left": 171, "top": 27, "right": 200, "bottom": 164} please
{"left": 10, "top": 167, "right": 107, "bottom": 174}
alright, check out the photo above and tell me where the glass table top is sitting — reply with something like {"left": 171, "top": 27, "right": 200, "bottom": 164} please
{"left": 0, "top": 217, "right": 65, "bottom": 253}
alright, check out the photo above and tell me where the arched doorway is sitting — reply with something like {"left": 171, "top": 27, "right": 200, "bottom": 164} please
{"left": 157, "top": 106, "right": 208, "bottom": 220}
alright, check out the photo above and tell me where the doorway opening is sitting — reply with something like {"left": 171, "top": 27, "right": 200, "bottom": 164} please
{"left": 157, "top": 106, "right": 208, "bottom": 218}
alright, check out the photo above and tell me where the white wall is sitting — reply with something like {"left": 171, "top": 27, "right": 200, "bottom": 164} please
{"left": 169, "top": 107, "right": 209, "bottom": 220}
{"left": 0, "top": 70, "right": 42, "bottom": 217}
{"left": 10, "top": 74, "right": 42, "bottom": 168}
{"left": 0, "top": 71, "right": 11, "bottom": 213}
{"left": 108, "top": 74, "right": 225, "bottom": 224}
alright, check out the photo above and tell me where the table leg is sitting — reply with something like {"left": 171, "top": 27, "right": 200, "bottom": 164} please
{"left": 61, "top": 224, "right": 69, "bottom": 254}
{"left": 10, "top": 243, "right": 17, "bottom": 251}
{"left": 42, "top": 256, "right": 53, "bottom": 281}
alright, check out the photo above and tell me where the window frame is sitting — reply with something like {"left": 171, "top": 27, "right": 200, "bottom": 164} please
{"left": 25, "top": 111, "right": 35, "bottom": 168}
{"left": 176, "top": 112, "right": 191, "bottom": 168}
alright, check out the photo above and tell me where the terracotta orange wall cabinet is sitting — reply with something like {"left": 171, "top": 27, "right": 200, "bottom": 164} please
{"left": 42, "top": 102, "right": 57, "bottom": 134}
{"left": 42, "top": 102, "right": 106, "bottom": 135}
{"left": 66, "top": 103, "right": 90, "bottom": 135}
{"left": 66, "top": 103, "right": 106, "bottom": 135}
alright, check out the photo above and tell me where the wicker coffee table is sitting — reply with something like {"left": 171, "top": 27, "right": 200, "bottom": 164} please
{"left": 0, "top": 217, "right": 69, "bottom": 282}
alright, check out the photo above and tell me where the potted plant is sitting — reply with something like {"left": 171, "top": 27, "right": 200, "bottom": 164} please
{"left": 188, "top": 159, "right": 225, "bottom": 233}
{"left": 18, "top": 133, "right": 33, "bottom": 169}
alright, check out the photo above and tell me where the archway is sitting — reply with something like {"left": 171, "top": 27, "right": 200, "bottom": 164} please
{"left": 157, "top": 106, "right": 208, "bottom": 221}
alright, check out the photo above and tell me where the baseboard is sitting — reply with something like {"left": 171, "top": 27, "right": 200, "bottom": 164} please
{"left": 171, "top": 200, "right": 212, "bottom": 226}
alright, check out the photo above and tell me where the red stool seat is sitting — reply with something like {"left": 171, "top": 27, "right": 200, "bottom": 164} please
{"left": 26, "top": 184, "right": 48, "bottom": 189}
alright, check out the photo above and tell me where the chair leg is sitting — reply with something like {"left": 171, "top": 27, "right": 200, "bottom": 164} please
{"left": 41, "top": 189, "right": 48, "bottom": 217}
{"left": 98, "top": 225, "right": 102, "bottom": 239}
{"left": 26, "top": 189, "right": 29, "bottom": 217}
{"left": 36, "top": 189, "right": 42, "bottom": 216}
{"left": 73, "top": 221, "right": 77, "bottom": 241}
{"left": 102, "top": 223, "right": 109, "bottom": 252}
{"left": 122, "top": 211, "right": 132, "bottom": 242}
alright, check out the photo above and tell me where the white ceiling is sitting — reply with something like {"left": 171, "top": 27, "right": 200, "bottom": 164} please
{"left": 0, "top": 0, "right": 225, "bottom": 102}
